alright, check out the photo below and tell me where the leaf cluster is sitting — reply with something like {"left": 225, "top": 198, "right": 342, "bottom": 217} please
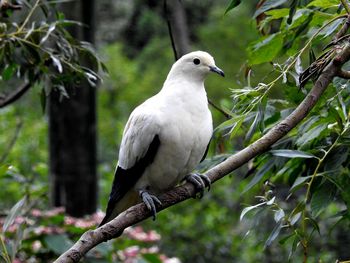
{"left": 0, "top": 0, "right": 106, "bottom": 109}
{"left": 224, "top": 0, "right": 350, "bottom": 260}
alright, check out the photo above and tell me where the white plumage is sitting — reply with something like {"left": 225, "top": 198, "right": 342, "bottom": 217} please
{"left": 100, "top": 51, "right": 224, "bottom": 225}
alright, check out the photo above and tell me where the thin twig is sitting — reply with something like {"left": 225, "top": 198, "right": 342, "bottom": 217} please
{"left": 18, "top": 0, "right": 40, "bottom": 32}
{"left": 164, "top": 0, "right": 178, "bottom": 61}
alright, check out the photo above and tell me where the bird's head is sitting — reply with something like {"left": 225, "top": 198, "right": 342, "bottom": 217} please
{"left": 167, "top": 51, "right": 224, "bottom": 82}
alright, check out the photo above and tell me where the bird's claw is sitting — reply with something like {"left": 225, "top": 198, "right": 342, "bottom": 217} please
{"left": 185, "top": 173, "right": 211, "bottom": 198}
{"left": 139, "top": 190, "right": 162, "bottom": 220}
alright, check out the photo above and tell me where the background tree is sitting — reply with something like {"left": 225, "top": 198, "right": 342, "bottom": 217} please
{"left": 49, "top": 0, "right": 98, "bottom": 217}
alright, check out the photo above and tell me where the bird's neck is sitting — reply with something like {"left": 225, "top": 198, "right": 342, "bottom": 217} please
{"left": 161, "top": 77, "right": 206, "bottom": 97}
{"left": 159, "top": 77, "right": 208, "bottom": 114}
{"left": 163, "top": 70, "right": 206, "bottom": 90}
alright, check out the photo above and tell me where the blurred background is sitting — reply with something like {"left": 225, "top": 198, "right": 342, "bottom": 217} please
{"left": 1, "top": 0, "right": 350, "bottom": 262}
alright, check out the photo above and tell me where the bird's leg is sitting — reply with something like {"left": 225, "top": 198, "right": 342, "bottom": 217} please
{"left": 139, "top": 190, "right": 162, "bottom": 220}
{"left": 185, "top": 173, "right": 211, "bottom": 198}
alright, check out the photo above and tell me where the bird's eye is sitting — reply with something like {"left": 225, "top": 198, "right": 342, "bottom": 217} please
{"left": 193, "top": 58, "right": 200, "bottom": 65}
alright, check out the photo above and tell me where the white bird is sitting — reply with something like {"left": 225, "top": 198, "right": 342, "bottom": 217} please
{"left": 99, "top": 51, "right": 224, "bottom": 226}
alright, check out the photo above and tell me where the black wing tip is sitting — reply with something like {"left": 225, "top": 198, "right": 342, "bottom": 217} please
{"left": 98, "top": 214, "right": 111, "bottom": 227}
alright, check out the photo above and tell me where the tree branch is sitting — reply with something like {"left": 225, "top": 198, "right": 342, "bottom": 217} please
{"left": 164, "top": 0, "right": 178, "bottom": 61}
{"left": 336, "top": 68, "right": 350, "bottom": 78}
{"left": 0, "top": 80, "right": 35, "bottom": 108}
{"left": 54, "top": 42, "right": 350, "bottom": 263}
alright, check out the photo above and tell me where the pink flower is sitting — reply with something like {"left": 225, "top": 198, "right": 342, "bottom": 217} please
{"left": 44, "top": 207, "right": 65, "bottom": 217}
{"left": 164, "top": 258, "right": 181, "bottom": 263}
{"left": 31, "top": 240, "right": 42, "bottom": 252}
{"left": 125, "top": 226, "right": 161, "bottom": 242}
{"left": 33, "top": 226, "right": 64, "bottom": 235}
{"left": 64, "top": 216, "right": 75, "bottom": 225}
{"left": 141, "top": 246, "right": 159, "bottom": 254}
{"left": 122, "top": 245, "right": 140, "bottom": 258}
{"left": 31, "top": 209, "right": 42, "bottom": 217}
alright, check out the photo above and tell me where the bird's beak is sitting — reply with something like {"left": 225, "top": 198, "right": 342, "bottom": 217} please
{"left": 209, "top": 65, "right": 225, "bottom": 77}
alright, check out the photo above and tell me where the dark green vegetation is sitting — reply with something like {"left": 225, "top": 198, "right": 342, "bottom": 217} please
{"left": 1, "top": 0, "right": 350, "bottom": 262}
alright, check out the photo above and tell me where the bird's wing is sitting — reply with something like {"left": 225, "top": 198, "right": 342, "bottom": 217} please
{"left": 100, "top": 111, "right": 161, "bottom": 226}
{"left": 200, "top": 141, "right": 210, "bottom": 162}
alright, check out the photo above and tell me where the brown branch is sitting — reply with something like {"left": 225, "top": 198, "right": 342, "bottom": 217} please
{"left": 164, "top": 0, "right": 178, "bottom": 61}
{"left": 336, "top": 68, "right": 350, "bottom": 79}
{"left": 54, "top": 43, "right": 350, "bottom": 263}
{"left": 0, "top": 81, "right": 33, "bottom": 108}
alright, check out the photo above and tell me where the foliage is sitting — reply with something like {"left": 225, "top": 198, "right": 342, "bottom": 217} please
{"left": 0, "top": 0, "right": 105, "bottom": 109}
{"left": 223, "top": 0, "right": 350, "bottom": 261}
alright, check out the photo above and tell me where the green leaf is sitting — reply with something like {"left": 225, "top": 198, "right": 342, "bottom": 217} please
{"left": 270, "top": 149, "right": 317, "bottom": 159}
{"left": 85, "top": 72, "right": 98, "bottom": 87}
{"left": 43, "top": 234, "right": 74, "bottom": 255}
{"left": 56, "top": 85, "right": 69, "bottom": 98}
{"left": 319, "top": 18, "right": 344, "bottom": 38}
{"left": 247, "top": 33, "right": 283, "bottom": 65}
{"left": 253, "top": 0, "right": 288, "bottom": 18}
{"left": 51, "top": 55, "right": 63, "bottom": 73}
{"left": 307, "top": 0, "right": 339, "bottom": 8}
{"left": 290, "top": 176, "right": 312, "bottom": 192}
{"left": 265, "top": 220, "right": 283, "bottom": 248}
{"left": 287, "top": 0, "right": 300, "bottom": 24}
{"left": 296, "top": 123, "right": 327, "bottom": 146}
{"left": 265, "top": 8, "right": 289, "bottom": 19}
{"left": 229, "top": 118, "right": 244, "bottom": 139}
{"left": 310, "top": 183, "right": 335, "bottom": 217}
{"left": 290, "top": 212, "right": 301, "bottom": 225}
{"left": 3, "top": 197, "right": 27, "bottom": 232}
{"left": 307, "top": 217, "right": 321, "bottom": 235}
{"left": 324, "top": 146, "right": 349, "bottom": 171}
{"left": 224, "top": 0, "right": 241, "bottom": 14}
{"left": 288, "top": 9, "right": 312, "bottom": 30}
{"left": 290, "top": 201, "right": 305, "bottom": 219}
{"left": 243, "top": 159, "right": 274, "bottom": 193}
{"left": 142, "top": 253, "right": 163, "bottom": 263}
{"left": 309, "top": 48, "right": 316, "bottom": 64}
{"left": 246, "top": 111, "right": 261, "bottom": 141}
{"left": 2, "top": 64, "right": 17, "bottom": 81}
{"left": 240, "top": 202, "right": 266, "bottom": 221}
{"left": 40, "top": 23, "right": 56, "bottom": 44}
{"left": 279, "top": 233, "right": 295, "bottom": 245}
{"left": 274, "top": 209, "right": 285, "bottom": 222}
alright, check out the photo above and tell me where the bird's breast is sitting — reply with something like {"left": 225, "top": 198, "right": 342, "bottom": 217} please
{"left": 136, "top": 97, "right": 213, "bottom": 193}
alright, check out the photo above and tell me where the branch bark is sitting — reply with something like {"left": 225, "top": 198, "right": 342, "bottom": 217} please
{"left": 336, "top": 68, "right": 350, "bottom": 79}
{"left": 54, "top": 41, "right": 350, "bottom": 263}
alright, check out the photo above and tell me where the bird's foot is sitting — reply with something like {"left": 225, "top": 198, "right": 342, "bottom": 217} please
{"left": 185, "top": 173, "right": 211, "bottom": 198}
{"left": 139, "top": 190, "right": 162, "bottom": 221}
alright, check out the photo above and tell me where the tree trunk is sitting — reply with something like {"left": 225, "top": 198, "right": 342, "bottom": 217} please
{"left": 48, "top": 0, "right": 97, "bottom": 217}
